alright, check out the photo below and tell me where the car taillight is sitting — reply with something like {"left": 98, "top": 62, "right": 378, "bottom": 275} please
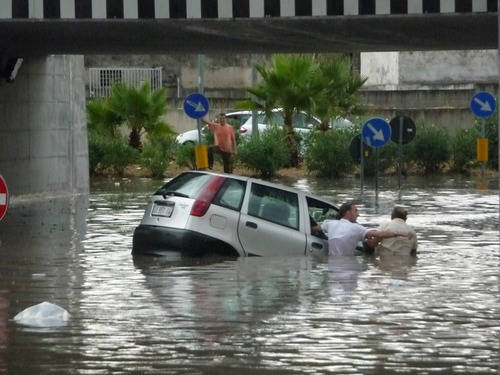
{"left": 240, "top": 128, "right": 247, "bottom": 133}
{"left": 190, "top": 176, "right": 225, "bottom": 217}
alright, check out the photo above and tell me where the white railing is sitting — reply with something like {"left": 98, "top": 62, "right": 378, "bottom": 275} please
{"left": 88, "top": 67, "right": 163, "bottom": 98}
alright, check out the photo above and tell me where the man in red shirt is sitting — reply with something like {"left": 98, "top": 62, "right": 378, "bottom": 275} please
{"left": 202, "top": 113, "right": 237, "bottom": 173}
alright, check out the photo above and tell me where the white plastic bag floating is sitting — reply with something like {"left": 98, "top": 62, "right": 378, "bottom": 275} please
{"left": 14, "top": 302, "right": 70, "bottom": 327}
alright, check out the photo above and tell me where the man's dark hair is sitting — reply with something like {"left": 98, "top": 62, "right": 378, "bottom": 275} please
{"left": 337, "top": 202, "right": 355, "bottom": 219}
{"left": 391, "top": 206, "right": 408, "bottom": 221}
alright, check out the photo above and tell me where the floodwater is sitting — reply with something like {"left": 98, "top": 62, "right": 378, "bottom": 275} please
{"left": 0, "top": 175, "right": 498, "bottom": 374}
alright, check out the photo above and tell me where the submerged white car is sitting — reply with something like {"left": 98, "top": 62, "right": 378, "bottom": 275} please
{"left": 175, "top": 111, "right": 251, "bottom": 145}
{"left": 132, "top": 171, "right": 341, "bottom": 257}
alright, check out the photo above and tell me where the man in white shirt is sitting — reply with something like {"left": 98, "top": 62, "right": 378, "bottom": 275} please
{"left": 320, "top": 202, "right": 412, "bottom": 256}
{"left": 376, "top": 206, "right": 418, "bottom": 256}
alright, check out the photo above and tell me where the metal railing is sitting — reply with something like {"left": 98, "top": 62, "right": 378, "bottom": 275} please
{"left": 88, "top": 67, "right": 163, "bottom": 98}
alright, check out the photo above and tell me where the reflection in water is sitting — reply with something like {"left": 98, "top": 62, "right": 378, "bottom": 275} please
{"left": 327, "top": 256, "right": 367, "bottom": 295}
{"left": 0, "top": 194, "right": 87, "bottom": 374}
{"left": 0, "top": 176, "right": 497, "bottom": 374}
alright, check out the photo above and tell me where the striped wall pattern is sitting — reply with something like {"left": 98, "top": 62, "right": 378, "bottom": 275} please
{"left": 0, "top": 0, "right": 496, "bottom": 19}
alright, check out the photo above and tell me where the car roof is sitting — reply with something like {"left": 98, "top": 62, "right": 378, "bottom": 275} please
{"left": 186, "top": 170, "right": 336, "bottom": 206}
{"left": 225, "top": 111, "right": 252, "bottom": 116}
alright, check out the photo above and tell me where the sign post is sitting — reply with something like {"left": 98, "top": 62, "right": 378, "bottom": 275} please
{"left": 349, "top": 135, "right": 372, "bottom": 196}
{"left": 0, "top": 175, "right": 8, "bottom": 222}
{"left": 389, "top": 115, "right": 416, "bottom": 190}
{"left": 470, "top": 92, "right": 496, "bottom": 175}
{"left": 184, "top": 92, "right": 210, "bottom": 169}
{"left": 362, "top": 118, "right": 391, "bottom": 207}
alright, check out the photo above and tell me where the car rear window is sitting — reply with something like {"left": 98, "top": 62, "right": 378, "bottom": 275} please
{"left": 155, "top": 172, "right": 213, "bottom": 198}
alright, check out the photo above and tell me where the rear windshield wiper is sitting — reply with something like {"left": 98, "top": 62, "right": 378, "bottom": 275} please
{"left": 160, "top": 191, "right": 189, "bottom": 199}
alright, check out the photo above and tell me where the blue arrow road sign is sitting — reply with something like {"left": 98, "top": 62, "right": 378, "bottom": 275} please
{"left": 362, "top": 118, "right": 391, "bottom": 148}
{"left": 470, "top": 92, "right": 496, "bottom": 118}
{"left": 184, "top": 93, "right": 209, "bottom": 119}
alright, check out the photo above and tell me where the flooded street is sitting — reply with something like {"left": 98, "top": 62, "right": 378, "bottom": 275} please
{"left": 0, "top": 175, "right": 498, "bottom": 374}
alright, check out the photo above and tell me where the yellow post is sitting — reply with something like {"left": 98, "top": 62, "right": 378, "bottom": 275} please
{"left": 195, "top": 145, "right": 209, "bottom": 169}
{"left": 476, "top": 138, "right": 489, "bottom": 162}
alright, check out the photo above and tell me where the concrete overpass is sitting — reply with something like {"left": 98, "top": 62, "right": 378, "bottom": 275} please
{"left": 0, "top": 0, "right": 498, "bottom": 198}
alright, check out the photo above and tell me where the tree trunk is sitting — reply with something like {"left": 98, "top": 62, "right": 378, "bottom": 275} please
{"left": 319, "top": 120, "right": 329, "bottom": 131}
{"left": 129, "top": 128, "right": 142, "bottom": 150}
{"left": 284, "top": 112, "right": 299, "bottom": 167}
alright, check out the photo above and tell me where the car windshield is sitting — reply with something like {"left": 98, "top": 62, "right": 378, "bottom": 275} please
{"left": 155, "top": 172, "right": 213, "bottom": 198}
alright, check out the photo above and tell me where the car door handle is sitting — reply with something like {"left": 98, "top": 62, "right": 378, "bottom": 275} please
{"left": 245, "top": 221, "right": 257, "bottom": 229}
{"left": 311, "top": 242, "right": 323, "bottom": 249}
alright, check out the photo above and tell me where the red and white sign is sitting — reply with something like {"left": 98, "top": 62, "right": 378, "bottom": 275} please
{"left": 0, "top": 175, "right": 8, "bottom": 222}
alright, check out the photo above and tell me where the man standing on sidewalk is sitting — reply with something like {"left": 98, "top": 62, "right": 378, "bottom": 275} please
{"left": 202, "top": 113, "right": 237, "bottom": 173}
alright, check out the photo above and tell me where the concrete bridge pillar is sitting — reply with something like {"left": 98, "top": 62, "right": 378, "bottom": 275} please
{"left": 0, "top": 55, "right": 88, "bottom": 198}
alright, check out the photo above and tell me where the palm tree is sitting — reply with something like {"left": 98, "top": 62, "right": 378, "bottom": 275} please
{"left": 86, "top": 97, "right": 122, "bottom": 138}
{"left": 105, "top": 81, "right": 174, "bottom": 150}
{"left": 239, "top": 54, "right": 315, "bottom": 167}
{"left": 309, "top": 55, "right": 367, "bottom": 131}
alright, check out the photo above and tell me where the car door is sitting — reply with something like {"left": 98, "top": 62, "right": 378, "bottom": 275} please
{"left": 237, "top": 181, "right": 306, "bottom": 256}
{"left": 304, "top": 196, "right": 339, "bottom": 255}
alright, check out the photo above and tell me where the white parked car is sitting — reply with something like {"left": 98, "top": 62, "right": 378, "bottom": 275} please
{"left": 175, "top": 111, "right": 252, "bottom": 145}
{"left": 132, "top": 170, "right": 347, "bottom": 257}
{"left": 239, "top": 109, "right": 353, "bottom": 137}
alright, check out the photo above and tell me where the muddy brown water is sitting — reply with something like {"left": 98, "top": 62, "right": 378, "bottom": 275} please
{"left": 0, "top": 175, "right": 498, "bottom": 374}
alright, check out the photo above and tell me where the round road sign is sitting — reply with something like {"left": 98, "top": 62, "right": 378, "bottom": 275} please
{"left": 390, "top": 116, "right": 416, "bottom": 144}
{"left": 470, "top": 92, "right": 496, "bottom": 118}
{"left": 349, "top": 134, "right": 372, "bottom": 163}
{"left": 362, "top": 118, "right": 391, "bottom": 148}
{"left": 0, "top": 175, "right": 8, "bottom": 222}
{"left": 184, "top": 93, "right": 209, "bottom": 119}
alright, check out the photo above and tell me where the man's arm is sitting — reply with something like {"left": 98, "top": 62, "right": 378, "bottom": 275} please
{"left": 202, "top": 116, "right": 217, "bottom": 131}
{"left": 366, "top": 229, "right": 413, "bottom": 241}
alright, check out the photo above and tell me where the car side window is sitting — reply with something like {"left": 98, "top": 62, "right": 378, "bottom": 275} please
{"left": 292, "top": 112, "right": 307, "bottom": 129}
{"left": 306, "top": 197, "right": 338, "bottom": 238}
{"left": 248, "top": 183, "right": 299, "bottom": 230}
{"left": 213, "top": 178, "right": 246, "bottom": 211}
{"left": 265, "top": 112, "right": 285, "bottom": 126}
{"left": 306, "top": 197, "right": 338, "bottom": 223}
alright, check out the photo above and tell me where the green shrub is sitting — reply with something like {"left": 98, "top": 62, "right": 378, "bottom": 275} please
{"left": 474, "top": 112, "right": 498, "bottom": 170}
{"left": 88, "top": 132, "right": 107, "bottom": 175}
{"left": 305, "top": 128, "right": 354, "bottom": 177}
{"left": 362, "top": 141, "right": 400, "bottom": 177}
{"left": 140, "top": 135, "right": 178, "bottom": 178}
{"left": 89, "top": 134, "right": 139, "bottom": 176}
{"left": 406, "top": 122, "right": 451, "bottom": 174}
{"left": 175, "top": 142, "right": 196, "bottom": 170}
{"left": 237, "top": 126, "right": 289, "bottom": 178}
{"left": 451, "top": 127, "right": 480, "bottom": 172}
